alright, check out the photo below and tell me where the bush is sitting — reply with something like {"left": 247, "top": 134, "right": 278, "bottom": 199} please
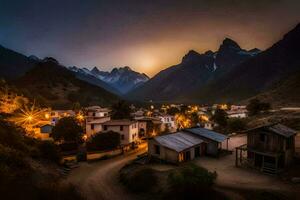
{"left": 227, "top": 118, "right": 247, "bottom": 132}
{"left": 247, "top": 99, "right": 271, "bottom": 116}
{"left": 86, "top": 131, "right": 120, "bottom": 152}
{"left": 166, "top": 164, "right": 218, "bottom": 199}
{"left": 121, "top": 167, "right": 158, "bottom": 193}
{"left": 38, "top": 141, "right": 61, "bottom": 163}
{"left": 211, "top": 109, "right": 228, "bottom": 127}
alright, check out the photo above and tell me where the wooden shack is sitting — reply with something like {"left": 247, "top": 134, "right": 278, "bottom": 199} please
{"left": 236, "top": 123, "right": 297, "bottom": 174}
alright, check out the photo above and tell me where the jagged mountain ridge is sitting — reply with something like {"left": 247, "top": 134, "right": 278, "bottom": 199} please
{"left": 69, "top": 66, "right": 149, "bottom": 94}
{"left": 188, "top": 23, "right": 300, "bottom": 104}
{"left": 127, "top": 37, "right": 260, "bottom": 102}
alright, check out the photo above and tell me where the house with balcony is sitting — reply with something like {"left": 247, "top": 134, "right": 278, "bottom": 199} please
{"left": 236, "top": 123, "right": 297, "bottom": 174}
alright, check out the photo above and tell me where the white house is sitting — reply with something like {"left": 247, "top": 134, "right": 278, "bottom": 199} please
{"left": 102, "top": 120, "right": 139, "bottom": 146}
{"left": 158, "top": 114, "right": 177, "bottom": 132}
{"left": 85, "top": 116, "right": 111, "bottom": 137}
{"left": 86, "top": 106, "right": 111, "bottom": 122}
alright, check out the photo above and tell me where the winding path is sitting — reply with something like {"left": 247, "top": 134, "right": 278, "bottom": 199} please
{"left": 66, "top": 148, "right": 146, "bottom": 200}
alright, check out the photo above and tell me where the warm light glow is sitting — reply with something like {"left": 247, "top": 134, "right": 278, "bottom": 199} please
{"left": 45, "top": 113, "right": 50, "bottom": 119}
{"left": 200, "top": 115, "right": 209, "bottom": 122}
{"left": 82, "top": 134, "right": 88, "bottom": 141}
{"left": 175, "top": 113, "right": 191, "bottom": 129}
{"left": 10, "top": 104, "right": 48, "bottom": 132}
{"left": 76, "top": 113, "right": 84, "bottom": 121}
{"left": 219, "top": 104, "right": 228, "bottom": 110}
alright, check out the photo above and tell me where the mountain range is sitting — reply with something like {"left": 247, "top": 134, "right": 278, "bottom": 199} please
{"left": 127, "top": 38, "right": 261, "bottom": 102}
{"left": 0, "top": 23, "right": 299, "bottom": 107}
{"left": 127, "top": 23, "right": 300, "bottom": 106}
{"left": 69, "top": 66, "right": 149, "bottom": 94}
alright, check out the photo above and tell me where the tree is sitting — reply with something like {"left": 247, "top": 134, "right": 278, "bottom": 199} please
{"left": 167, "top": 107, "right": 180, "bottom": 115}
{"left": 111, "top": 100, "right": 131, "bottom": 119}
{"left": 190, "top": 112, "right": 199, "bottom": 127}
{"left": 51, "top": 117, "right": 83, "bottom": 143}
{"left": 211, "top": 109, "right": 227, "bottom": 127}
{"left": 246, "top": 99, "right": 271, "bottom": 116}
{"left": 86, "top": 131, "right": 120, "bottom": 151}
{"left": 227, "top": 118, "right": 247, "bottom": 133}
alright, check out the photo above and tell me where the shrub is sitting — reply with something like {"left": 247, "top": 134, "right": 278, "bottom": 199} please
{"left": 247, "top": 99, "right": 271, "bottom": 116}
{"left": 86, "top": 131, "right": 120, "bottom": 152}
{"left": 121, "top": 167, "right": 158, "bottom": 193}
{"left": 38, "top": 141, "right": 61, "bottom": 163}
{"left": 227, "top": 118, "right": 247, "bottom": 132}
{"left": 166, "top": 164, "right": 218, "bottom": 199}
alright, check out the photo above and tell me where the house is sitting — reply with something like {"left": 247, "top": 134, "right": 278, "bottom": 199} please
{"left": 135, "top": 117, "right": 163, "bottom": 138}
{"left": 236, "top": 123, "right": 297, "bottom": 174}
{"left": 184, "top": 127, "right": 229, "bottom": 156}
{"left": 102, "top": 120, "right": 139, "bottom": 147}
{"left": 148, "top": 131, "right": 205, "bottom": 163}
{"left": 158, "top": 114, "right": 177, "bottom": 132}
{"left": 33, "top": 124, "right": 54, "bottom": 140}
{"left": 86, "top": 106, "right": 111, "bottom": 122}
{"left": 85, "top": 116, "right": 111, "bottom": 137}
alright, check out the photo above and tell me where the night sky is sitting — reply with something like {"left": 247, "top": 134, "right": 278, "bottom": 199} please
{"left": 1, "top": 0, "right": 299, "bottom": 77}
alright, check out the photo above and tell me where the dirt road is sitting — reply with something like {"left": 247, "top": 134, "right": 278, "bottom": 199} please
{"left": 66, "top": 148, "right": 146, "bottom": 200}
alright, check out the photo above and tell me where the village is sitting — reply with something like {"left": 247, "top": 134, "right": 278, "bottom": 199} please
{"left": 1, "top": 84, "right": 300, "bottom": 200}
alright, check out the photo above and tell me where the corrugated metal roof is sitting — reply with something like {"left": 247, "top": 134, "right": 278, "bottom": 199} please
{"left": 266, "top": 124, "right": 297, "bottom": 138}
{"left": 154, "top": 132, "right": 203, "bottom": 152}
{"left": 184, "top": 128, "right": 228, "bottom": 142}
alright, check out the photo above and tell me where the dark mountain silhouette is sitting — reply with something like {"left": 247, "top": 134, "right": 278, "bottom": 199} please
{"left": 0, "top": 45, "right": 37, "bottom": 79}
{"left": 14, "top": 58, "right": 119, "bottom": 109}
{"left": 188, "top": 23, "right": 300, "bottom": 104}
{"left": 127, "top": 38, "right": 260, "bottom": 102}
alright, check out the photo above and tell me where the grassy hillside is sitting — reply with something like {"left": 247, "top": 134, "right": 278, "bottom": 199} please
{"left": 246, "top": 69, "right": 300, "bottom": 107}
{"left": 14, "top": 59, "right": 119, "bottom": 109}
{"left": 0, "top": 117, "right": 83, "bottom": 199}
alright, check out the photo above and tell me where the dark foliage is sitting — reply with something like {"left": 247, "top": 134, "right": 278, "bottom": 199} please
{"left": 111, "top": 100, "right": 131, "bottom": 119}
{"left": 38, "top": 141, "right": 61, "bottom": 163}
{"left": 165, "top": 164, "right": 221, "bottom": 200}
{"left": 227, "top": 118, "right": 247, "bottom": 132}
{"left": 166, "top": 107, "right": 180, "bottom": 115}
{"left": 246, "top": 99, "right": 271, "bottom": 116}
{"left": 211, "top": 109, "right": 228, "bottom": 127}
{"left": 120, "top": 167, "right": 158, "bottom": 193}
{"left": 86, "top": 131, "right": 120, "bottom": 152}
{"left": 51, "top": 117, "right": 83, "bottom": 143}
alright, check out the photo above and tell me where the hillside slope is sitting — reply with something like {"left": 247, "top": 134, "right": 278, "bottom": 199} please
{"left": 0, "top": 45, "right": 37, "bottom": 79}
{"left": 14, "top": 58, "right": 119, "bottom": 109}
